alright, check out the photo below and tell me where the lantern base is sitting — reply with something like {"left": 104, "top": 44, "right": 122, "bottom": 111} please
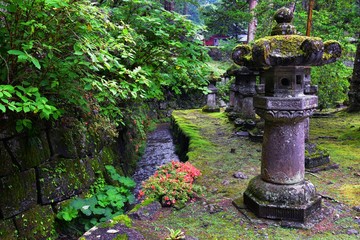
{"left": 242, "top": 176, "right": 321, "bottom": 222}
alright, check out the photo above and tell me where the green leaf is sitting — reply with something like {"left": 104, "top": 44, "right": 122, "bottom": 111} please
{"left": 30, "top": 56, "right": 41, "bottom": 69}
{"left": 7, "top": 50, "right": 26, "bottom": 56}
{"left": 0, "top": 104, "right": 6, "bottom": 113}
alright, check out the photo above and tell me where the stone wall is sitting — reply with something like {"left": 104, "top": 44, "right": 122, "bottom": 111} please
{"left": 0, "top": 95, "right": 205, "bottom": 239}
{"left": 0, "top": 118, "right": 130, "bottom": 239}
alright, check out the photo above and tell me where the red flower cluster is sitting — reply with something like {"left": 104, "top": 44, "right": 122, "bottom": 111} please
{"left": 138, "top": 161, "right": 202, "bottom": 208}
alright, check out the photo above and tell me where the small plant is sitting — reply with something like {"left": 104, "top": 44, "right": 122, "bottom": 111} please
{"left": 138, "top": 161, "right": 202, "bottom": 209}
{"left": 165, "top": 228, "right": 185, "bottom": 240}
{"left": 57, "top": 165, "right": 136, "bottom": 231}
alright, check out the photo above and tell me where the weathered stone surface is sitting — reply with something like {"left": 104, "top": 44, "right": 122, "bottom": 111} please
{"left": 14, "top": 205, "right": 55, "bottom": 240}
{"left": 305, "top": 143, "right": 330, "bottom": 169}
{"left": 99, "top": 146, "right": 118, "bottom": 167}
{"left": 254, "top": 96, "right": 318, "bottom": 112}
{"left": 203, "top": 80, "right": 220, "bottom": 113}
{"left": 0, "top": 218, "right": 17, "bottom": 240}
{"left": 245, "top": 176, "right": 317, "bottom": 205}
{"left": 38, "top": 158, "right": 93, "bottom": 204}
{"left": 0, "top": 169, "right": 37, "bottom": 218}
{"left": 232, "top": 7, "right": 342, "bottom": 223}
{"left": 0, "top": 142, "right": 17, "bottom": 177}
{"left": 48, "top": 127, "right": 77, "bottom": 159}
{"left": 128, "top": 201, "right": 162, "bottom": 221}
{"left": 6, "top": 133, "right": 50, "bottom": 170}
{"left": 82, "top": 224, "right": 145, "bottom": 240}
{"left": 244, "top": 187, "right": 321, "bottom": 222}
{"left": 233, "top": 171, "right": 248, "bottom": 179}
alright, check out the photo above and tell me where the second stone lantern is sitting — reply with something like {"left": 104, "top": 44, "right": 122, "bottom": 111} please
{"left": 232, "top": 7, "right": 341, "bottom": 222}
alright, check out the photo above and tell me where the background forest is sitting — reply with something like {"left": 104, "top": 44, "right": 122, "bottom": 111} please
{"left": 0, "top": 0, "right": 359, "bottom": 132}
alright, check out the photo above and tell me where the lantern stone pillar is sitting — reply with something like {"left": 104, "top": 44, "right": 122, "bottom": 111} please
{"left": 225, "top": 66, "right": 257, "bottom": 119}
{"left": 232, "top": 7, "right": 342, "bottom": 222}
{"left": 202, "top": 78, "right": 220, "bottom": 113}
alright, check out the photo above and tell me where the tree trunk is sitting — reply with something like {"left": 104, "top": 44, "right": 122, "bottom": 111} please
{"left": 306, "top": 0, "right": 314, "bottom": 36}
{"left": 164, "top": 0, "right": 175, "bottom": 12}
{"left": 247, "top": 0, "right": 258, "bottom": 43}
{"left": 348, "top": 38, "right": 360, "bottom": 112}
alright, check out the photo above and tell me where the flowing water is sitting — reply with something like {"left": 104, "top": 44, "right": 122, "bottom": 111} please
{"left": 132, "top": 123, "right": 179, "bottom": 200}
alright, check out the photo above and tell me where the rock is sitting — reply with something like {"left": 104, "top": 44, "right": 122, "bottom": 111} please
{"left": 207, "top": 204, "right": 223, "bottom": 214}
{"left": 222, "top": 180, "right": 230, "bottom": 185}
{"left": 6, "top": 133, "right": 50, "bottom": 170}
{"left": 227, "top": 112, "right": 242, "bottom": 121}
{"left": 0, "top": 218, "right": 17, "bottom": 239}
{"left": 233, "top": 171, "right": 248, "bottom": 179}
{"left": 0, "top": 142, "right": 17, "bottom": 177}
{"left": 128, "top": 201, "right": 162, "bottom": 221}
{"left": 185, "top": 236, "right": 199, "bottom": 240}
{"left": 82, "top": 224, "right": 145, "bottom": 240}
{"left": 14, "top": 205, "right": 55, "bottom": 239}
{"left": 234, "top": 131, "right": 249, "bottom": 137}
{"left": 234, "top": 118, "right": 245, "bottom": 127}
{"left": 244, "top": 120, "right": 256, "bottom": 129}
{"left": 38, "top": 157, "right": 94, "bottom": 204}
{"left": 0, "top": 169, "right": 37, "bottom": 218}
{"left": 48, "top": 127, "right": 77, "bottom": 159}
{"left": 353, "top": 206, "right": 360, "bottom": 212}
{"left": 347, "top": 229, "right": 359, "bottom": 235}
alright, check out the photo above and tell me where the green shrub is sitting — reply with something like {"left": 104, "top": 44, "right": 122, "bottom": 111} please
{"left": 57, "top": 165, "right": 136, "bottom": 231}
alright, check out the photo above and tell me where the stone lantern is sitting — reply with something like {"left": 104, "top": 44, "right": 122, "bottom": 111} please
{"left": 225, "top": 66, "right": 258, "bottom": 119}
{"left": 232, "top": 7, "right": 341, "bottom": 222}
{"left": 202, "top": 73, "right": 220, "bottom": 113}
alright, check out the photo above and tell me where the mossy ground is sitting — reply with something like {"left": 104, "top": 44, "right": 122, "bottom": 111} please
{"left": 131, "top": 109, "right": 360, "bottom": 239}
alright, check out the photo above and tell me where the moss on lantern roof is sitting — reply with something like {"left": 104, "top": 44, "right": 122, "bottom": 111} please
{"left": 254, "top": 35, "right": 323, "bottom": 58}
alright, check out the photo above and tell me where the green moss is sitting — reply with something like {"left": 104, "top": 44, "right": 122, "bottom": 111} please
{"left": 111, "top": 215, "right": 132, "bottom": 228}
{"left": 129, "top": 198, "right": 157, "bottom": 214}
{"left": 113, "top": 234, "right": 128, "bottom": 240}
{"left": 131, "top": 108, "right": 360, "bottom": 239}
{"left": 15, "top": 205, "right": 57, "bottom": 239}
{"left": 0, "top": 219, "right": 17, "bottom": 240}
{"left": 101, "top": 146, "right": 118, "bottom": 167}
{"left": 0, "top": 169, "right": 37, "bottom": 218}
{"left": 255, "top": 35, "right": 322, "bottom": 57}
{"left": 308, "top": 110, "right": 360, "bottom": 205}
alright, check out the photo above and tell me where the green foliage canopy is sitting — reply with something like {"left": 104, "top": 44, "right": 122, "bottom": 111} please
{"left": 0, "top": 0, "right": 210, "bottom": 129}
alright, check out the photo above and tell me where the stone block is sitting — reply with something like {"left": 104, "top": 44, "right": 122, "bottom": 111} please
{"left": 0, "top": 142, "right": 18, "bottom": 177}
{"left": 72, "top": 124, "right": 97, "bottom": 158}
{"left": 48, "top": 128, "right": 77, "bottom": 159}
{"left": 14, "top": 205, "right": 56, "bottom": 240}
{"left": 6, "top": 133, "right": 50, "bottom": 171}
{"left": 0, "top": 169, "right": 37, "bottom": 218}
{"left": 99, "top": 146, "right": 117, "bottom": 167}
{"left": 0, "top": 218, "right": 17, "bottom": 240}
{"left": 38, "top": 158, "right": 93, "bottom": 204}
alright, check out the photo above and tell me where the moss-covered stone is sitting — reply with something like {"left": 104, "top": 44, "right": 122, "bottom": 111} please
{"left": 14, "top": 205, "right": 56, "bottom": 240}
{"left": 0, "top": 169, "right": 37, "bottom": 218}
{"left": 100, "top": 146, "right": 118, "bottom": 167}
{"left": 5, "top": 133, "right": 50, "bottom": 171}
{"left": 202, "top": 105, "right": 221, "bottom": 113}
{"left": 38, "top": 158, "right": 93, "bottom": 204}
{"left": 0, "top": 218, "right": 17, "bottom": 240}
{"left": 0, "top": 142, "right": 18, "bottom": 177}
{"left": 48, "top": 127, "right": 77, "bottom": 159}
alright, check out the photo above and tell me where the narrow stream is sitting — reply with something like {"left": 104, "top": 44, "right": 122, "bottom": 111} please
{"left": 132, "top": 123, "right": 179, "bottom": 200}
